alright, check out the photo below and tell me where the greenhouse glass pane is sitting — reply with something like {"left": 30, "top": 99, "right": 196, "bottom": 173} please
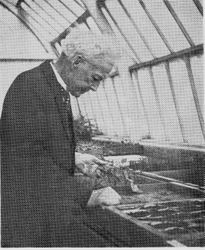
{"left": 121, "top": 0, "right": 169, "bottom": 58}
{"left": 94, "top": 85, "right": 112, "bottom": 135}
{"left": 152, "top": 63, "right": 183, "bottom": 142}
{"left": 38, "top": 0, "right": 69, "bottom": 28}
{"left": 61, "top": 0, "right": 85, "bottom": 16}
{"left": 143, "top": 0, "right": 189, "bottom": 51}
{"left": 86, "top": 17, "right": 101, "bottom": 34}
{"left": 103, "top": 78, "right": 126, "bottom": 136}
{"left": 190, "top": 55, "right": 204, "bottom": 121}
{"left": 170, "top": 0, "right": 203, "bottom": 45}
{"left": 131, "top": 72, "right": 150, "bottom": 138}
{"left": 22, "top": 2, "right": 55, "bottom": 38}
{"left": 78, "top": 93, "right": 95, "bottom": 121}
{"left": 27, "top": 0, "right": 60, "bottom": 34}
{"left": 137, "top": 67, "right": 165, "bottom": 140}
{"left": 169, "top": 59, "right": 204, "bottom": 145}
{"left": 106, "top": 0, "right": 153, "bottom": 61}
{"left": 114, "top": 68, "right": 147, "bottom": 140}
{"left": 87, "top": 90, "right": 107, "bottom": 133}
{"left": 34, "top": 0, "right": 66, "bottom": 32}
{"left": 0, "top": 7, "right": 49, "bottom": 57}
{"left": 101, "top": 7, "right": 137, "bottom": 65}
{"left": 46, "top": 0, "right": 76, "bottom": 23}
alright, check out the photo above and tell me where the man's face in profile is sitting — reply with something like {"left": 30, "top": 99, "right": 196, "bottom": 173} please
{"left": 64, "top": 53, "right": 115, "bottom": 97}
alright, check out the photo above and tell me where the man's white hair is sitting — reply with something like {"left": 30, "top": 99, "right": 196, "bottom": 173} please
{"left": 61, "top": 28, "right": 122, "bottom": 62}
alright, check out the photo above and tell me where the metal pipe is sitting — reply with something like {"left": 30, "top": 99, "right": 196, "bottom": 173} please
{"left": 163, "top": 0, "right": 195, "bottom": 47}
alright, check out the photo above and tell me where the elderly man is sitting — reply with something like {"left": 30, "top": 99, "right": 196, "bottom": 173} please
{"left": 1, "top": 29, "right": 120, "bottom": 247}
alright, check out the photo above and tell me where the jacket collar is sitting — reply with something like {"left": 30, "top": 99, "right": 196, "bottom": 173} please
{"left": 40, "top": 61, "right": 74, "bottom": 140}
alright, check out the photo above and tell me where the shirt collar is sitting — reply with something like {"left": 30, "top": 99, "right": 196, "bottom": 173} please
{"left": 50, "top": 62, "right": 67, "bottom": 91}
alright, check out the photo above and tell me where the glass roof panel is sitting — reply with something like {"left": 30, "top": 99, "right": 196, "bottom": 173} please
{"left": 137, "top": 67, "right": 166, "bottom": 139}
{"left": 190, "top": 55, "right": 204, "bottom": 120}
{"left": 24, "top": 0, "right": 60, "bottom": 35}
{"left": 101, "top": 7, "right": 138, "bottom": 64}
{"left": 51, "top": 0, "right": 78, "bottom": 23}
{"left": 169, "top": 59, "right": 204, "bottom": 144}
{"left": 21, "top": 2, "right": 55, "bottom": 38}
{"left": 60, "top": 0, "right": 85, "bottom": 17}
{"left": 86, "top": 16, "right": 101, "bottom": 33}
{"left": 151, "top": 63, "right": 183, "bottom": 142}
{"left": 119, "top": 0, "right": 170, "bottom": 58}
{"left": 106, "top": 0, "right": 153, "bottom": 62}
{"left": 143, "top": 0, "right": 190, "bottom": 51}
{"left": 0, "top": 5, "right": 49, "bottom": 58}
{"left": 169, "top": 0, "right": 203, "bottom": 45}
{"left": 34, "top": 0, "right": 66, "bottom": 33}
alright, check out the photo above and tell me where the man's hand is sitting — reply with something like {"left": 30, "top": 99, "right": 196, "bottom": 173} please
{"left": 75, "top": 152, "right": 106, "bottom": 177}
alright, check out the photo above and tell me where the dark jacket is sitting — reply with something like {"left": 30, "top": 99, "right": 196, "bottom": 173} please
{"left": 1, "top": 61, "right": 94, "bottom": 247}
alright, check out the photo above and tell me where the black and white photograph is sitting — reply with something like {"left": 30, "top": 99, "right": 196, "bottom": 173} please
{"left": 0, "top": 0, "right": 204, "bottom": 247}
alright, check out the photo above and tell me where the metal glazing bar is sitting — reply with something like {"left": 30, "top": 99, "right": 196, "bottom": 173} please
{"left": 118, "top": 0, "right": 155, "bottom": 58}
{"left": 103, "top": 4, "right": 141, "bottom": 62}
{"left": 51, "top": 10, "right": 90, "bottom": 45}
{"left": 163, "top": 0, "right": 195, "bottom": 47}
{"left": 42, "top": 0, "right": 72, "bottom": 25}
{"left": 95, "top": 90, "right": 106, "bottom": 126}
{"left": 58, "top": 0, "right": 79, "bottom": 18}
{"left": 129, "top": 44, "right": 203, "bottom": 72}
{"left": 86, "top": 92, "right": 99, "bottom": 128}
{"left": 139, "top": 0, "right": 173, "bottom": 53}
{"left": 101, "top": 81, "right": 117, "bottom": 132}
{"left": 165, "top": 62, "right": 187, "bottom": 143}
{"left": 184, "top": 56, "right": 205, "bottom": 141}
{"left": 131, "top": 71, "right": 151, "bottom": 135}
{"left": 149, "top": 67, "right": 168, "bottom": 140}
{"left": 20, "top": 3, "right": 52, "bottom": 41}
{"left": 73, "top": 0, "right": 86, "bottom": 10}
{"left": 83, "top": 19, "right": 91, "bottom": 30}
{"left": 193, "top": 0, "right": 203, "bottom": 15}
{"left": 111, "top": 78, "right": 129, "bottom": 136}
{"left": 33, "top": 0, "right": 65, "bottom": 30}
{"left": 0, "top": 1, "right": 49, "bottom": 52}
{"left": 129, "top": 71, "right": 149, "bottom": 135}
{"left": 0, "top": 58, "right": 47, "bottom": 62}
{"left": 23, "top": 1, "right": 58, "bottom": 35}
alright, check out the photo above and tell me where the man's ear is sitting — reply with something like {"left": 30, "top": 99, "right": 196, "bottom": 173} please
{"left": 72, "top": 55, "right": 85, "bottom": 67}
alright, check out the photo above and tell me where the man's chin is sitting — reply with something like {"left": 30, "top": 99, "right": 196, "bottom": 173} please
{"left": 71, "top": 92, "right": 81, "bottom": 98}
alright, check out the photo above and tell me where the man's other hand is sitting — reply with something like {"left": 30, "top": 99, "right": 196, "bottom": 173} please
{"left": 75, "top": 152, "right": 106, "bottom": 177}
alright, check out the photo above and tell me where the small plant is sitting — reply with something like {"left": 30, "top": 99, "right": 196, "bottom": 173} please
{"left": 73, "top": 115, "right": 103, "bottom": 142}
